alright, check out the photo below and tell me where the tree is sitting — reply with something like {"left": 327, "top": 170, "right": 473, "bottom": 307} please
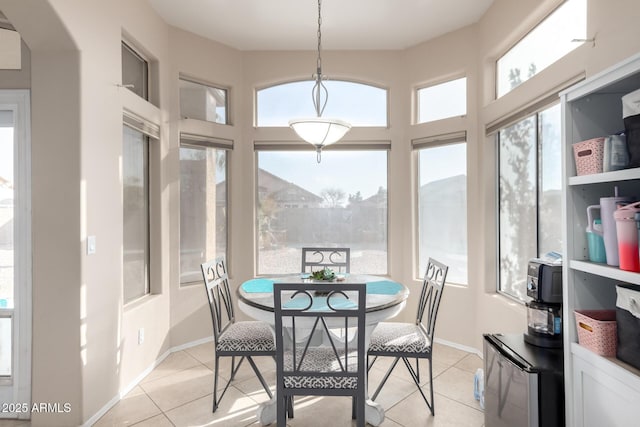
{"left": 348, "top": 191, "right": 363, "bottom": 206}
{"left": 321, "top": 187, "right": 346, "bottom": 208}
{"left": 499, "top": 64, "right": 538, "bottom": 298}
{"left": 258, "top": 194, "right": 279, "bottom": 249}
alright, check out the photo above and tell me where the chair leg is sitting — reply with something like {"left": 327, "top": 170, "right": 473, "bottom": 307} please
{"left": 230, "top": 356, "right": 236, "bottom": 379}
{"left": 428, "top": 357, "right": 435, "bottom": 415}
{"left": 277, "top": 394, "right": 287, "bottom": 427}
{"left": 214, "top": 355, "right": 247, "bottom": 412}
{"left": 287, "top": 396, "right": 294, "bottom": 419}
{"left": 246, "top": 356, "right": 273, "bottom": 399}
{"left": 356, "top": 392, "right": 365, "bottom": 427}
{"left": 367, "top": 355, "right": 379, "bottom": 372}
{"left": 371, "top": 357, "right": 401, "bottom": 400}
{"left": 352, "top": 396, "right": 356, "bottom": 419}
{"left": 230, "top": 355, "right": 246, "bottom": 380}
{"left": 415, "top": 357, "right": 420, "bottom": 383}
{"left": 213, "top": 355, "right": 220, "bottom": 412}
{"left": 401, "top": 357, "right": 433, "bottom": 414}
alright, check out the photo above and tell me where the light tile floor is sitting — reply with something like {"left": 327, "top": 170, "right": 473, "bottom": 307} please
{"left": 0, "top": 342, "right": 485, "bottom": 427}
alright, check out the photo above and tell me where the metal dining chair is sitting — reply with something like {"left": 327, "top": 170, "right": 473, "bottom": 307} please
{"left": 273, "top": 281, "right": 367, "bottom": 427}
{"left": 367, "top": 258, "right": 449, "bottom": 415}
{"left": 200, "top": 256, "right": 276, "bottom": 412}
{"left": 301, "top": 247, "right": 351, "bottom": 273}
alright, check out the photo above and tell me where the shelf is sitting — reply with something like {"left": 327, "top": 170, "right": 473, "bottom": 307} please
{"left": 569, "top": 168, "right": 640, "bottom": 186}
{"left": 569, "top": 260, "right": 640, "bottom": 285}
{"left": 571, "top": 342, "right": 640, "bottom": 389}
{"left": 563, "top": 53, "right": 640, "bottom": 427}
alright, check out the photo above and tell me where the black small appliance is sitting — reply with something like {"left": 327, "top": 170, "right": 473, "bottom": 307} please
{"left": 524, "top": 258, "right": 563, "bottom": 348}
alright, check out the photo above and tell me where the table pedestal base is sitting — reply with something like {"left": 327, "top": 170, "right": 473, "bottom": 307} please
{"left": 257, "top": 396, "right": 385, "bottom": 426}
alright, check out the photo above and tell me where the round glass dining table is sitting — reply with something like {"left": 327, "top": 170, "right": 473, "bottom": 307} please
{"left": 236, "top": 274, "right": 410, "bottom": 426}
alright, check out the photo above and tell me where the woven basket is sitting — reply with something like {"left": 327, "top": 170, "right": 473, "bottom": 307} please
{"left": 573, "top": 137, "right": 605, "bottom": 176}
{"left": 574, "top": 309, "right": 617, "bottom": 357}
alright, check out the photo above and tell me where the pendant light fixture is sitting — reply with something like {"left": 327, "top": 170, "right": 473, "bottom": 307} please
{"left": 289, "top": 0, "right": 351, "bottom": 163}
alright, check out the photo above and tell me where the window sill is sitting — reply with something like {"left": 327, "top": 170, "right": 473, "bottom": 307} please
{"left": 123, "top": 293, "right": 163, "bottom": 313}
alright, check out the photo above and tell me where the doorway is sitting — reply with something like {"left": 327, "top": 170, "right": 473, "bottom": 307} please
{"left": 0, "top": 90, "right": 31, "bottom": 419}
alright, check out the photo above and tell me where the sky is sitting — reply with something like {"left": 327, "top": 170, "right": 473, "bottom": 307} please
{"left": 259, "top": 150, "right": 387, "bottom": 199}
{"left": 419, "top": 143, "right": 467, "bottom": 186}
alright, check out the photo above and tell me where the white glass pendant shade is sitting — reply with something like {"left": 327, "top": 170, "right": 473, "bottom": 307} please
{"left": 289, "top": 0, "right": 351, "bottom": 161}
{"left": 289, "top": 117, "right": 351, "bottom": 147}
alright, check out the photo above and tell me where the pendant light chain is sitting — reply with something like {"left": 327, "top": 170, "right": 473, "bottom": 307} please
{"left": 316, "top": 0, "right": 322, "bottom": 75}
{"left": 313, "top": 0, "right": 328, "bottom": 118}
{"left": 288, "top": 0, "right": 351, "bottom": 163}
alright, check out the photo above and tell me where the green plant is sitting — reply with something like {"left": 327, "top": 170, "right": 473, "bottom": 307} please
{"left": 311, "top": 267, "right": 336, "bottom": 281}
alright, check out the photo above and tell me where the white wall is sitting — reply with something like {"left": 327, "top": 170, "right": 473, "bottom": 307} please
{"left": 0, "top": 0, "right": 639, "bottom": 424}
{"left": 0, "top": 0, "right": 173, "bottom": 424}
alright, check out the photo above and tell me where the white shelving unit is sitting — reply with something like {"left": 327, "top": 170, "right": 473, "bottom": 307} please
{"left": 561, "top": 53, "right": 640, "bottom": 427}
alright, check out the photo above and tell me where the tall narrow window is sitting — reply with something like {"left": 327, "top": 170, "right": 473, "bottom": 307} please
{"left": 496, "top": 0, "right": 587, "bottom": 97}
{"left": 256, "top": 150, "right": 388, "bottom": 275}
{"left": 417, "top": 142, "right": 468, "bottom": 283}
{"left": 498, "top": 103, "right": 562, "bottom": 300}
{"left": 179, "top": 141, "right": 228, "bottom": 284}
{"left": 123, "top": 125, "right": 150, "bottom": 303}
{"left": 122, "top": 42, "right": 149, "bottom": 100}
{"left": 417, "top": 77, "right": 467, "bottom": 124}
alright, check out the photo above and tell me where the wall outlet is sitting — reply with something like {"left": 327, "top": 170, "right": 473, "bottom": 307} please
{"left": 138, "top": 328, "right": 144, "bottom": 345}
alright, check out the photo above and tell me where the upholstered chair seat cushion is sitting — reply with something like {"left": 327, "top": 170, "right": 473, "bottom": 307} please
{"left": 369, "top": 322, "right": 431, "bottom": 354}
{"left": 217, "top": 321, "right": 276, "bottom": 352}
{"left": 283, "top": 348, "right": 359, "bottom": 389}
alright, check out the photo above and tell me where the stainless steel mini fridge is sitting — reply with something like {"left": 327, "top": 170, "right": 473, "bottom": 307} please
{"left": 483, "top": 333, "right": 564, "bottom": 427}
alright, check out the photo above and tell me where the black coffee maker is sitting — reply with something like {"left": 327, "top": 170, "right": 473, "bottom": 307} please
{"left": 524, "top": 258, "right": 563, "bottom": 348}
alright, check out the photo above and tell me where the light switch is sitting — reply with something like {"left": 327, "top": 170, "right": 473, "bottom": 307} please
{"left": 87, "top": 235, "right": 96, "bottom": 255}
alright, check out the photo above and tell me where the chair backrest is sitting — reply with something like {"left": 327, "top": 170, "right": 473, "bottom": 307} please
{"left": 416, "top": 258, "right": 448, "bottom": 342}
{"left": 273, "top": 282, "right": 366, "bottom": 392}
{"left": 301, "top": 247, "right": 351, "bottom": 273}
{"left": 201, "top": 256, "right": 235, "bottom": 344}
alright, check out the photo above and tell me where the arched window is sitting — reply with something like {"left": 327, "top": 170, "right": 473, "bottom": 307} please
{"left": 256, "top": 80, "right": 388, "bottom": 127}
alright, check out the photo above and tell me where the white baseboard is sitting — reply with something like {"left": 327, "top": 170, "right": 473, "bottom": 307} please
{"left": 434, "top": 337, "right": 483, "bottom": 359}
{"left": 171, "top": 335, "right": 213, "bottom": 353}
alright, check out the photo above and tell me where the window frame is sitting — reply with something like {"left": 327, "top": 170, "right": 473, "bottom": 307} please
{"left": 495, "top": 101, "right": 562, "bottom": 302}
{"left": 121, "top": 111, "right": 160, "bottom": 306}
{"left": 178, "top": 134, "right": 232, "bottom": 286}
{"left": 122, "top": 124, "right": 151, "bottom": 304}
{"left": 0, "top": 90, "right": 31, "bottom": 409}
{"left": 121, "top": 40, "right": 149, "bottom": 101}
{"left": 415, "top": 76, "right": 467, "bottom": 125}
{"left": 413, "top": 132, "right": 468, "bottom": 283}
{"left": 495, "top": 0, "right": 587, "bottom": 99}
{"left": 179, "top": 75, "right": 230, "bottom": 125}
{"left": 253, "top": 144, "right": 390, "bottom": 276}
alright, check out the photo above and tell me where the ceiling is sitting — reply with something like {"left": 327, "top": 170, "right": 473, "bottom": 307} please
{"left": 148, "top": 0, "right": 495, "bottom": 51}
